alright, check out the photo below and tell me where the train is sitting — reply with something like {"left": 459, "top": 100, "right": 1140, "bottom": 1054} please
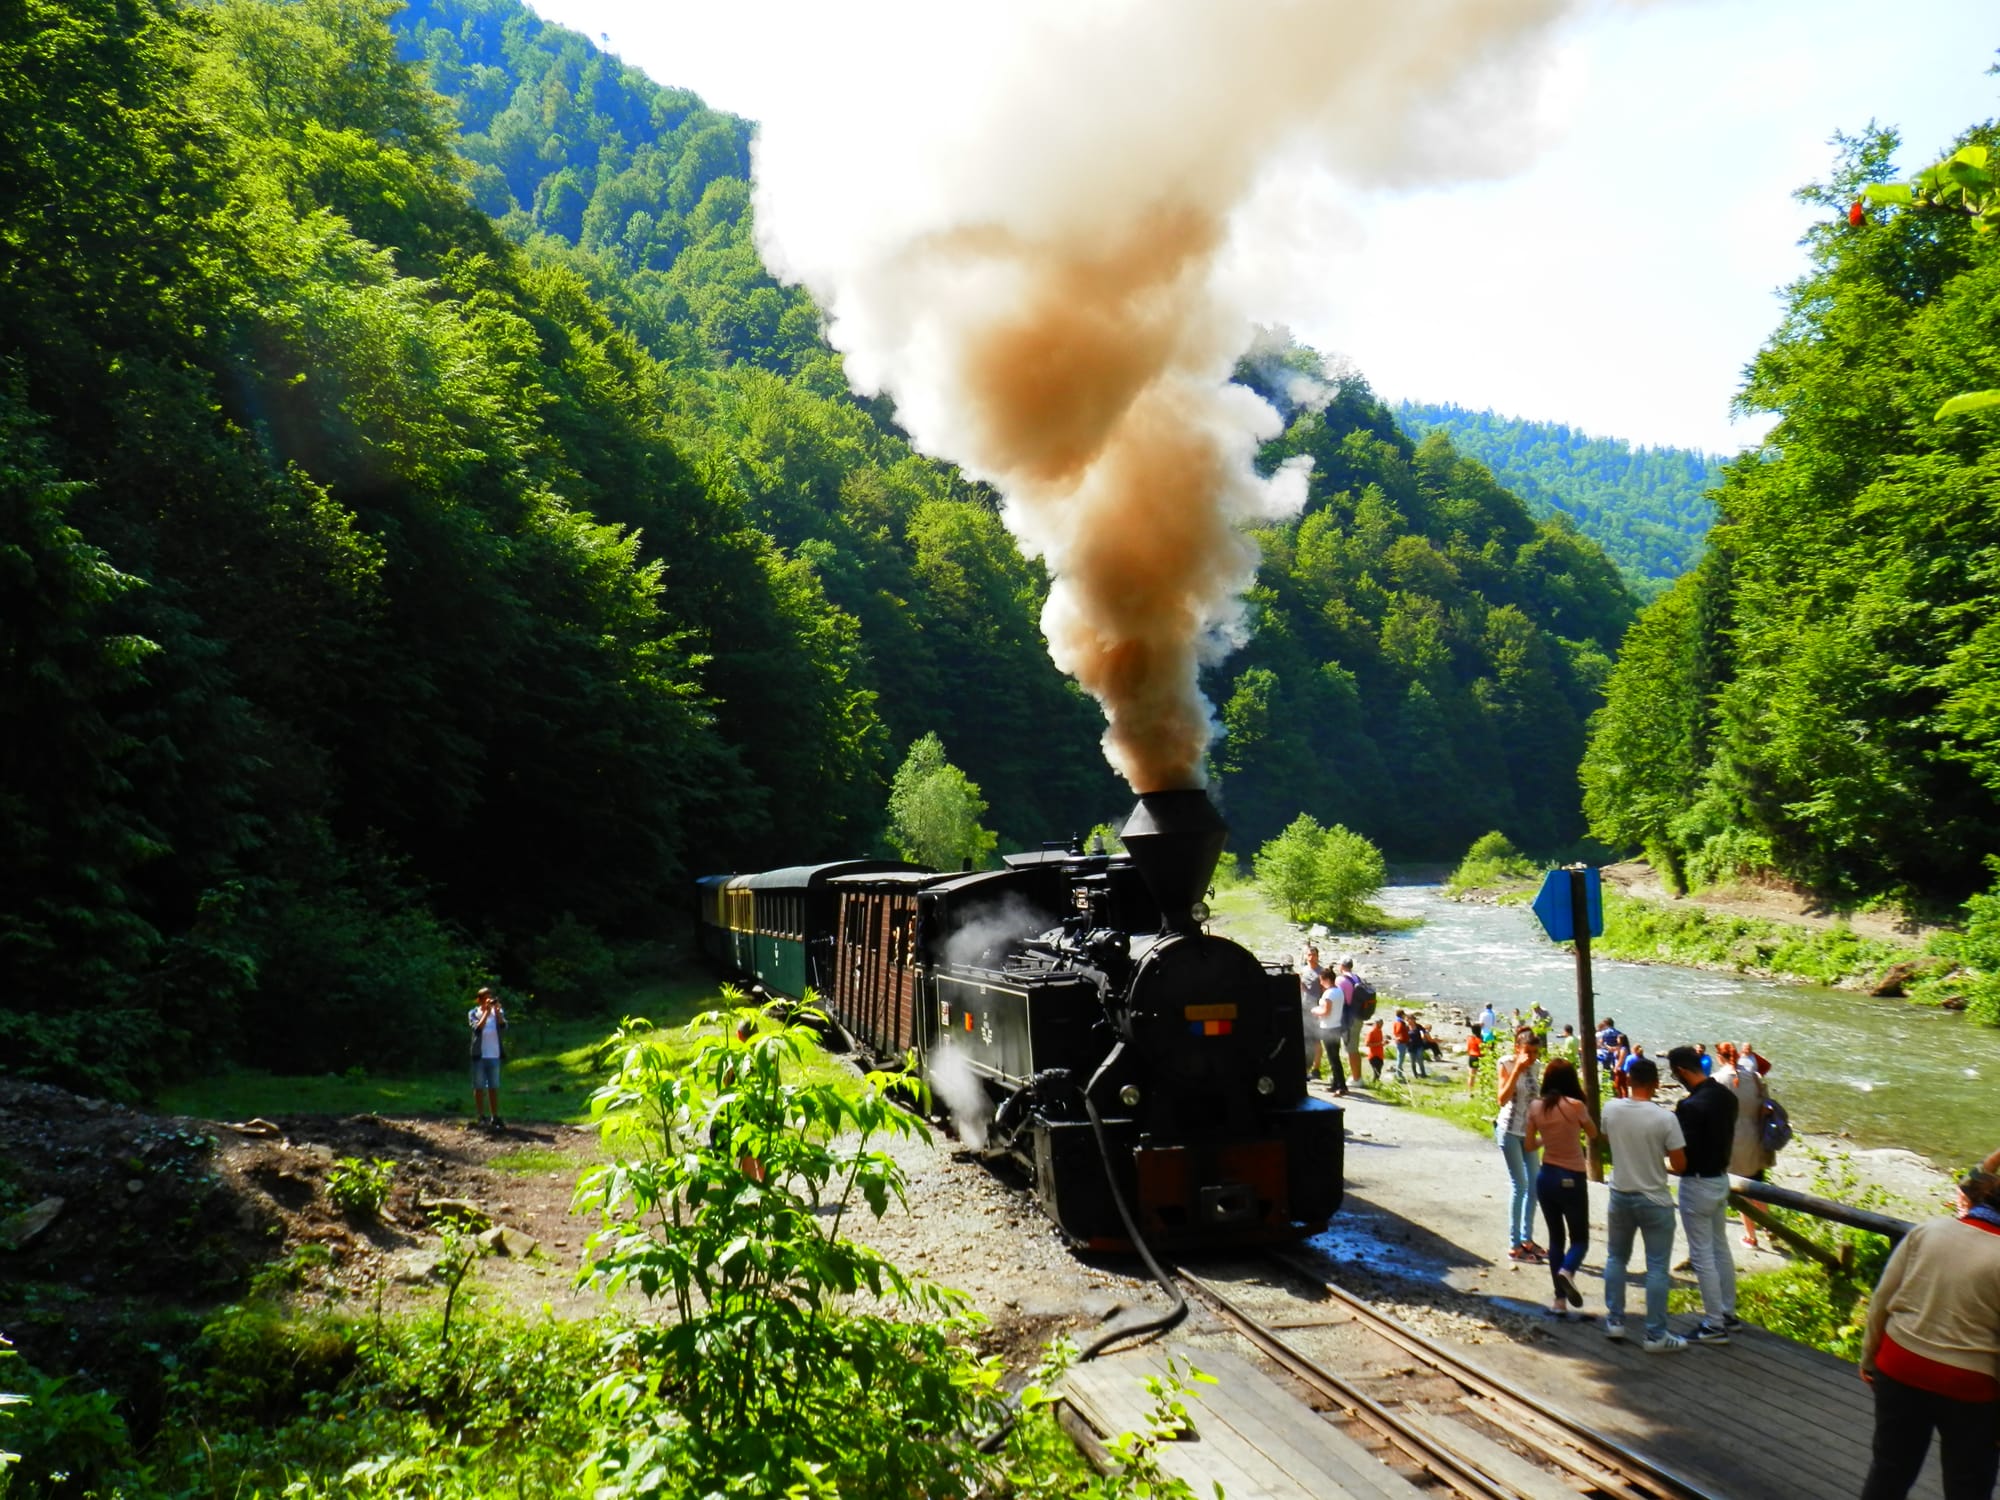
{"left": 695, "top": 789, "right": 1343, "bottom": 1251}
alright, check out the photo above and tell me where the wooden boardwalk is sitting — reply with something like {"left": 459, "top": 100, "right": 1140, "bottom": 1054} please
{"left": 1066, "top": 1344, "right": 1424, "bottom": 1500}
{"left": 1061, "top": 1320, "right": 1948, "bottom": 1500}
{"left": 1489, "top": 1311, "right": 1947, "bottom": 1500}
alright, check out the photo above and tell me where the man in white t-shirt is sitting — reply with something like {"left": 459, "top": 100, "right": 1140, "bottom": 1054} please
{"left": 468, "top": 986, "right": 508, "bottom": 1131}
{"left": 1600, "top": 1055, "right": 1688, "bottom": 1352}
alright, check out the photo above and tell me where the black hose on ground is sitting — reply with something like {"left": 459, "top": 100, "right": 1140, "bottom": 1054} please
{"left": 972, "top": 1045, "right": 1185, "bottom": 1457}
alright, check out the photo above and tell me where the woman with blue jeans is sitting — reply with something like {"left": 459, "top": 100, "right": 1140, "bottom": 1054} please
{"left": 1525, "top": 1058, "right": 1599, "bottom": 1315}
{"left": 1494, "top": 1028, "right": 1544, "bottom": 1263}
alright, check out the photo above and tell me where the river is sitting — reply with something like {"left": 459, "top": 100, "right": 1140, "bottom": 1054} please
{"left": 1360, "top": 885, "right": 1999, "bottom": 1172}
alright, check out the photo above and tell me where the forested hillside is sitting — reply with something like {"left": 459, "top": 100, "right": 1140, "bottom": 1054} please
{"left": 1396, "top": 402, "right": 1720, "bottom": 590}
{"left": 1217, "top": 359, "right": 1634, "bottom": 856}
{"left": 1581, "top": 124, "right": 2000, "bottom": 912}
{"left": 0, "top": 0, "right": 1637, "bottom": 1096}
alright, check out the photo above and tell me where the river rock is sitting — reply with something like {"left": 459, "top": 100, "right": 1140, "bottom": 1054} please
{"left": 1871, "top": 960, "right": 1928, "bottom": 997}
{"left": 477, "top": 1224, "right": 538, "bottom": 1258}
{"left": 388, "top": 1249, "right": 442, "bottom": 1283}
{"left": 0, "top": 1196, "right": 64, "bottom": 1250}
{"left": 419, "top": 1196, "right": 491, "bottom": 1229}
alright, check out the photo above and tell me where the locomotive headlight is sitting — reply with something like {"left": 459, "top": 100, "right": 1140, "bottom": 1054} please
{"left": 1255, "top": 1076, "right": 1276, "bottom": 1096}
{"left": 1119, "top": 1085, "right": 1143, "bottom": 1108}
{"left": 1189, "top": 900, "right": 1211, "bottom": 923}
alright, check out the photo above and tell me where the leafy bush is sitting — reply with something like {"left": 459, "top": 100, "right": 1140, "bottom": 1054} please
{"left": 0, "top": 1355, "right": 136, "bottom": 1499}
{"left": 1252, "top": 814, "right": 1387, "bottom": 928}
{"left": 577, "top": 1002, "right": 1000, "bottom": 1498}
{"left": 325, "top": 1157, "right": 394, "bottom": 1218}
{"left": 1958, "top": 859, "right": 2000, "bottom": 1025}
{"left": 1446, "top": 830, "right": 1538, "bottom": 893}
{"left": 521, "top": 913, "right": 619, "bottom": 1015}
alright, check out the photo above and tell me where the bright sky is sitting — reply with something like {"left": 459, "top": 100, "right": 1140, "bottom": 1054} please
{"left": 530, "top": 0, "right": 1997, "bottom": 455}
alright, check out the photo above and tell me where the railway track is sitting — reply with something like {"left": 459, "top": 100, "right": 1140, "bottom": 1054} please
{"left": 1166, "top": 1252, "right": 1725, "bottom": 1500}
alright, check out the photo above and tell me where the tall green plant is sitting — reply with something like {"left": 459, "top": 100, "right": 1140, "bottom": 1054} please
{"left": 575, "top": 1000, "right": 1001, "bottom": 1497}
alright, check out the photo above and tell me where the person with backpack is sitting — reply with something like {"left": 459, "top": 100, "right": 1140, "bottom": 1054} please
{"left": 1719, "top": 1042, "right": 1773, "bottom": 1249}
{"left": 1329, "top": 959, "right": 1375, "bottom": 1088}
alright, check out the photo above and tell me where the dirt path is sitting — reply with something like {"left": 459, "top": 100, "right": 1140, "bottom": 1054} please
{"left": 0, "top": 1075, "right": 1153, "bottom": 1380}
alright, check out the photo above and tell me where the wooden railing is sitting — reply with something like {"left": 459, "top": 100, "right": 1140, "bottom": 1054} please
{"left": 1727, "top": 1174, "right": 1915, "bottom": 1270}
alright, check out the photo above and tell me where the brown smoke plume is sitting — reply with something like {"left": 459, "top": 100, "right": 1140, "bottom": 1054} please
{"left": 753, "top": 0, "right": 1583, "bottom": 791}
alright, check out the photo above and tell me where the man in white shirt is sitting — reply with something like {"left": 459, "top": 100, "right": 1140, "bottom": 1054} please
{"left": 468, "top": 986, "right": 508, "bottom": 1131}
{"left": 1600, "top": 1056, "right": 1688, "bottom": 1352}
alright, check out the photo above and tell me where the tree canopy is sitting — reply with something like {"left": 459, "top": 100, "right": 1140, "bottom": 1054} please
{"left": 1580, "top": 121, "right": 2000, "bottom": 911}
{"left": 1396, "top": 402, "right": 1722, "bottom": 593}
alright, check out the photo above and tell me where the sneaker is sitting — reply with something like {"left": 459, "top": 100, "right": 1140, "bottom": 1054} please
{"left": 1603, "top": 1318, "right": 1626, "bottom": 1341}
{"left": 1554, "top": 1270, "right": 1583, "bottom": 1308}
{"left": 1723, "top": 1314, "right": 1743, "bottom": 1332}
{"left": 491, "top": 1117, "right": 507, "bottom": 1132}
{"left": 1643, "top": 1332, "right": 1689, "bottom": 1355}
{"left": 1689, "top": 1322, "right": 1731, "bottom": 1345}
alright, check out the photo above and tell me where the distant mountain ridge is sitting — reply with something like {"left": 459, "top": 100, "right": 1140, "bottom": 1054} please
{"left": 1395, "top": 402, "right": 1722, "bottom": 591}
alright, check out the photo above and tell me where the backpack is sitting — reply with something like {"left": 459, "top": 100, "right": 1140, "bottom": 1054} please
{"left": 1350, "top": 976, "right": 1378, "bottom": 1020}
{"left": 1760, "top": 1095, "right": 1793, "bottom": 1154}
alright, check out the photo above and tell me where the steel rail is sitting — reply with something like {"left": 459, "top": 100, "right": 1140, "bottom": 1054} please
{"left": 1267, "top": 1249, "right": 1726, "bottom": 1500}
{"left": 1175, "top": 1268, "right": 1517, "bottom": 1500}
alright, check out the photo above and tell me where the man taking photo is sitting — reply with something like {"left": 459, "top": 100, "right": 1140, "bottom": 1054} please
{"left": 468, "top": 985, "right": 508, "bottom": 1132}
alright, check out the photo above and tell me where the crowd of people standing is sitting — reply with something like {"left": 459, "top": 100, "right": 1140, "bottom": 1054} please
{"left": 1295, "top": 947, "right": 1998, "bottom": 1500}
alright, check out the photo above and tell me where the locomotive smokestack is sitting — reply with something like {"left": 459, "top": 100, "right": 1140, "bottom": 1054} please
{"left": 1121, "top": 789, "right": 1227, "bottom": 934}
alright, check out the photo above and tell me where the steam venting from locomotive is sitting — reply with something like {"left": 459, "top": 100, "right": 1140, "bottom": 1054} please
{"left": 752, "top": 0, "right": 1581, "bottom": 790}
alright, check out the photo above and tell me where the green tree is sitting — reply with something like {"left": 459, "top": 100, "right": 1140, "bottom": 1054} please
{"left": 1252, "top": 813, "right": 1385, "bottom": 928}
{"left": 885, "top": 734, "right": 997, "bottom": 871}
{"left": 1315, "top": 824, "right": 1388, "bottom": 928}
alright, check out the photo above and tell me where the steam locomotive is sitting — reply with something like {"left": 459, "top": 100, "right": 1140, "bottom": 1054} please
{"left": 695, "top": 790, "right": 1343, "bottom": 1250}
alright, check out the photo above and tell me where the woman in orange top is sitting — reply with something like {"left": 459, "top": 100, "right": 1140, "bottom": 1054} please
{"left": 1524, "top": 1058, "right": 1600, "bottom": 1317}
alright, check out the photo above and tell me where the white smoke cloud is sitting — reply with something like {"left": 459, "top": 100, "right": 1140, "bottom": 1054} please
{"left": 752, "top": 0, "right": 1593, "bottom": 790}
{"left": 939, "top": 895, "right": 1050, "bottom": 970}
{"left": 925, "top": 1040, "right": 991, "bottom": 1149}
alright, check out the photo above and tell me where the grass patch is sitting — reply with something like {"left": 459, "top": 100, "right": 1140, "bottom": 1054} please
{"left": 1369, "top": 1067, "right": 1496, "bottom": 1136}
{"left": 1591, "top": 889, "right": 1928, "bottom": 989}
{"left": 157, "top": 976, "right": 726, "bottom": 1125}
{"left": 488, "top": 1146, "right": 575, "bottom": 1175}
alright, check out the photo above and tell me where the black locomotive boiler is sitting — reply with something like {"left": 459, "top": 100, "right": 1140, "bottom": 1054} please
{"left": 696, "top": 789, "right": 1343, "bottom": 1250}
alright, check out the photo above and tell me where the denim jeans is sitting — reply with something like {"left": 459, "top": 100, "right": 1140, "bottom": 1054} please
{"left": 1677, "top": 1173, "right": 1736, "bottom": 1322}
{"left": 1605, "top": 1189, "right": 1677, "bottom": 1338}
{"left": 1536, "top": 1162, "right": 1589, "bottom": 1290}
{"left": 1496, "top": 1127, "right": 1540, "bottom": 1249}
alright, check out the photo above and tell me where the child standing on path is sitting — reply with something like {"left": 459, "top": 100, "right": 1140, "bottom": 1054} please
{"left": 1365, "top": 1018, "right": 1386, "bottom": 1082}
{"left": 1465, "top": 1031, "right": 1484, "bottom": 1095}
